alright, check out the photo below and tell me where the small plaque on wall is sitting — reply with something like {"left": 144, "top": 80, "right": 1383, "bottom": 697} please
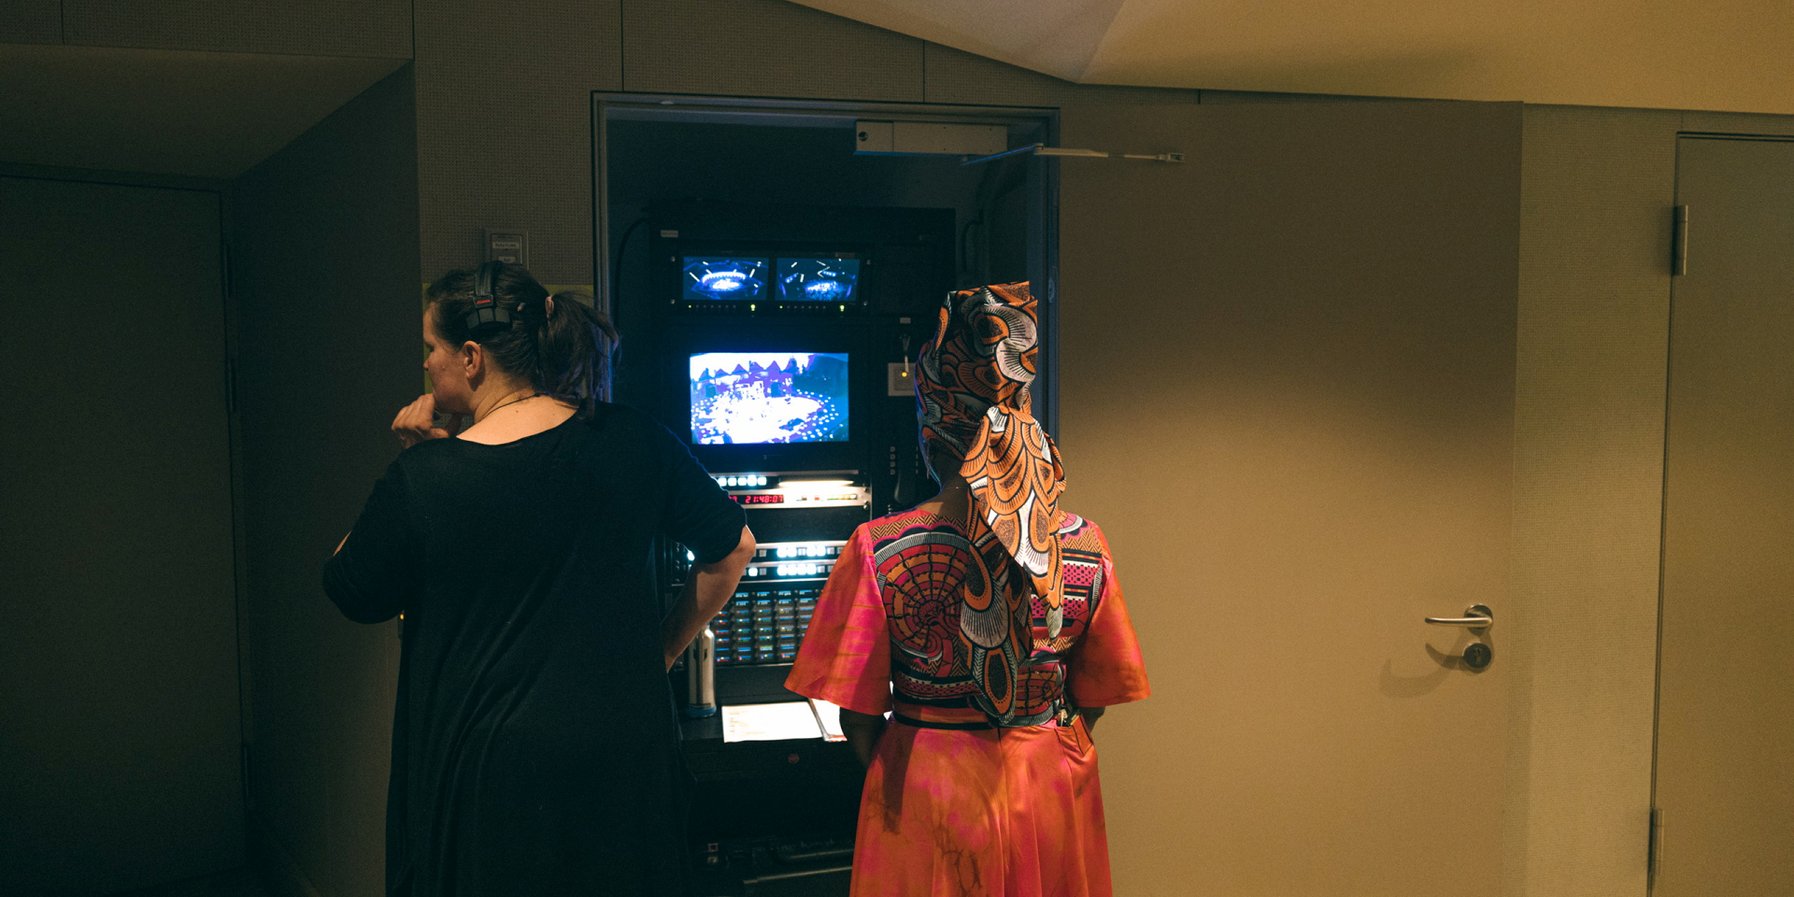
{"left": 485, "top": 228, "right": 528, "bottom": 267}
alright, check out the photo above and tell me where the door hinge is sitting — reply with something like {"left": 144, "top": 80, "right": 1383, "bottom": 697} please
{"left": 1671, "top": 205, "right": 1690, "bottom": 276}
{"left": 1648, "top": 805, "right": 1664, "bottom": 887}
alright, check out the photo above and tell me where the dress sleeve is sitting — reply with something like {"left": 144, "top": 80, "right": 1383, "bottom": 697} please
{"left": 1066, "top": 535, "right": 1150, "bottom": 708}
{"left": 785, "top": 526, "right": 892, "bottom": 716}
{"left": 653, "top": 424, "right": 747, "bottom": 564}
{"left": 322, "top": 459, "right": 417, "bottom": 624}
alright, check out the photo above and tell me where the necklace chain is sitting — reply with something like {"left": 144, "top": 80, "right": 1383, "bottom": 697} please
{"left": 481, "top": 391, "right": 538, "bottom": 420}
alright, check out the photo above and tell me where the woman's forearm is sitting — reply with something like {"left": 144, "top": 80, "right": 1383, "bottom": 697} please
{"left": 1080, "top": 706, "right": 1106, "bottom": 736}
{"left": 662, "top": 526, "right": 755, "bottom": 671}
{"left": 840, "top": 709, "right": 886, "bottom": 767}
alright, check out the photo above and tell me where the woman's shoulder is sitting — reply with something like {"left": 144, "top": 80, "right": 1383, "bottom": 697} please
{"left": 856, "top": 506, "right": 1106, "bottom": 543}
{"left": 1056, "top": 510, "right": 1110, "bottom": 557}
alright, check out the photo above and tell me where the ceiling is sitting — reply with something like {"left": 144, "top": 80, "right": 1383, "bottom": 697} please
{"left": 793, "top": 0, "right": 1794, "bottom": 115}
{"left": 4, "top": 2, "right": 1787, "bottom": 182}
{"left": 0, "top": 44, "right": 403, "bottom": 180}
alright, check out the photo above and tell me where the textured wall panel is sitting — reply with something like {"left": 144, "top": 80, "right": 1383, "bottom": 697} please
{"left": 230, "top": 65, "right": 419, "bottom": 897}
{"left": 0, "top": 0, "right": 63, "bottom": 43}
{"left": 62, "top": 0, "right": 410, "bottom": 57}
{"left": 416, "top": 0, "right": 620, "bottom": 283}
{"left": 1501, "top": 104, "right": 1679, "bottom": 897}
{"left": 621, "top": 0, "right": 923, "bottom": 101}
{"left": 921, "top": 42, "right": 1069, "bottom": 107}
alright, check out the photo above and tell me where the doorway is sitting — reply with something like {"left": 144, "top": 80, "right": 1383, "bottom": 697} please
{"left": 593, "top": 96, "right": 1058, "bottom": 427}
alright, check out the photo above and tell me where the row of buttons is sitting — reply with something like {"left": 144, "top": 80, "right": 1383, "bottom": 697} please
{"left": 713, "top": 591, "right": 818, "bottom": 665}
{"left": 746, "top": 562, "right": 834, "bottom": 579}
{"left": 713, "top": 474, "right": 772, "bottom": 488}
{"left": 755, "top": 544, "right": 843, "bottom": 560}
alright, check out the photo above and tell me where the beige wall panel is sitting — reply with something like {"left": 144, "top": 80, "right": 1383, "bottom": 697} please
{"left": 415, "top": 0, "right": 619, "bottom": 283}
{"left": 1503, "top": 104, "right": 1678, "bottom": 897}
{"left": 0, "top": 0, "right": 62, "bottom": 43}
{"left": 621, "top": 0, "right": 923, "bottom": 101}
{"left": 921, "top": 42, "right": 1066, "bottom": 107}
{"left": 62, "top": 0, "right": 409, "bottom": 57}
{"left": 231, "top": 66, "right": 418, "bottom": 897}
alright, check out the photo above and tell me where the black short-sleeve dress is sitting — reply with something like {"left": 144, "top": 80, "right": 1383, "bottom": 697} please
{"left": 322, "top": 403, "right": 744, "bottom": 896}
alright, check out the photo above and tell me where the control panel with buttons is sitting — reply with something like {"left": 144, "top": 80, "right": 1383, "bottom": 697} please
{"left": 712, "top": 587, "right": 821, "bottom": 666}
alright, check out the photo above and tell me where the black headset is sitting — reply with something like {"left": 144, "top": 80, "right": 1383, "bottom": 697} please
{"left": 463, "top": 260, "right": 519, "bottom": 339}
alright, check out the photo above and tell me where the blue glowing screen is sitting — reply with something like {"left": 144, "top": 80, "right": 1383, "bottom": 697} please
{"left": 776, "top": 257, "right": 861, "bottom": 303}
{"left": 681, "top": 256, "right": 768, "bottom": 302}
{"left": 689, "top": 352, "right": 850, "bottom": 445}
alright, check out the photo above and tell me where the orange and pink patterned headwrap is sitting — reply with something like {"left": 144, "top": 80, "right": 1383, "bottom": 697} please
{"left": 917, "top": 281, "right": 1070, "bottom": 648}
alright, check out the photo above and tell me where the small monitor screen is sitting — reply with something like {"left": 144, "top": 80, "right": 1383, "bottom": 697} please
{"left": 689, "top": 352, "right": 850, "bottom": 445}
{"left": 776, "top": 257, "right": 862, "bottom": 303}
{"left": 682, "top": 256, "right": 768, "bottom": 303}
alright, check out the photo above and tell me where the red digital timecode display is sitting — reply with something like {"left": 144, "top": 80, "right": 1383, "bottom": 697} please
{"left": 736, "top": 493, "right": 785, "bottom": 505}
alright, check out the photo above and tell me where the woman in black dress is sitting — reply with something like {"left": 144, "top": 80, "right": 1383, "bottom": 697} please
{"left": 324, "top": 261, "right": 753, "bottom": 896}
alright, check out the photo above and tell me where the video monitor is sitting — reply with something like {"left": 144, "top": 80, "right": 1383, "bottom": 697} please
{"left": 681, "top": 256, "right": 769, "bottom": 303}
{"left": 689, "top": 352, "right": 850, "bottom": 445}
{"left": 776, "top": 257, "right": 862, "bottom": 303}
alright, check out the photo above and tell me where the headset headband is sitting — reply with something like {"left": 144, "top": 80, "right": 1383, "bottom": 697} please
{"left": 463, "top": 260, "right": 516, "bottom": 339}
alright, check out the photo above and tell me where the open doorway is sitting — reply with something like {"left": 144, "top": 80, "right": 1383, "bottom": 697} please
{"left": 591, "top": 96, "right": 1059, "bottom": 893}
{"left": 594, "top": 96, "right": 1059, "bottom": 429}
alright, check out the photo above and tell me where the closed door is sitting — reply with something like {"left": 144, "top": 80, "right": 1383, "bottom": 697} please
{"left": 0, "top": 176, "right": 243, "bottom": 894}
{"left": 1055, "top": 99, "right": 1520, "bottom": 895}
{"left": 1653, "top": 137, "right": 1794, "bottom": 897}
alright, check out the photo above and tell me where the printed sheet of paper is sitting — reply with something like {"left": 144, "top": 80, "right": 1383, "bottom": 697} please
{"left": 721, "top": 701, "right": 824, "bottom": 743}
{"left": 808, "top": 698, "right": 846, "bottom": 742}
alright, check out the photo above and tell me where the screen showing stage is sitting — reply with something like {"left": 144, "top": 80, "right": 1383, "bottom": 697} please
{"left": 689, "top": 352, "right": 850, "bottom": 445}
{"left": 681, "top": 256, "right": 769, "bottom": 303}
{"left": 776, "top": 257, "right": 862, "bottom": 303}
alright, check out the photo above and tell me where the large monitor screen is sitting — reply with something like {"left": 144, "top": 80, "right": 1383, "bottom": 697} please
{"left": 689, "top": 352, "right": 850, "bottom": 445}
{"left": 681, "top": 256, "right": 769, "bottom": 303}
{"left": 776, "top": 257, "right": 862, "bottom": 303}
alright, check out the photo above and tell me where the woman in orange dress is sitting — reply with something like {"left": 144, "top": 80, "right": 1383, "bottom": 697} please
{"left": 786, "top": 281, "right": 1149, "bottom": 897}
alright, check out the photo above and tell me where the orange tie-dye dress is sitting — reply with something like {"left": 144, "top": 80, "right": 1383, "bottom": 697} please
{"left": 786, "top": 507, "right": 1149, "bottom": 897}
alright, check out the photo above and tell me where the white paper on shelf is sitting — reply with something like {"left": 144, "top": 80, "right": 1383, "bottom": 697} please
{"left": 721, "top": 701, "right": 825, "bottom": 743}
{"left": 808, "top": 698, "right": 846, "bottom": 742}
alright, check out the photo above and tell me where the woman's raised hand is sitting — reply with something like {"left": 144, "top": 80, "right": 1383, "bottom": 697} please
{"left": 392, "top": 394, "right": 464, "bottom": 448}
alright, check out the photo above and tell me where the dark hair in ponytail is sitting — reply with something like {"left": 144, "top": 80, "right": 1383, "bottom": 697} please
{"left": 425, "top": 262, "right": 619, "bottom": 417}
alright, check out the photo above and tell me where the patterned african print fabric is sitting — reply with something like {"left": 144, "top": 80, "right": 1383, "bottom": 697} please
{"left": 786, "top": 506, "right": 1148, "bottom": 728}
{"left": 785, "top": 506, "right": 1148, "bottom": 897}
{"left": 916, "top": 281, "right": 1071, "bottom": 723}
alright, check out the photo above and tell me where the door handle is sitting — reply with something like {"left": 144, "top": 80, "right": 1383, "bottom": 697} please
{"left": 1424, "top": 604, "right": 1493, "bottom": 633}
